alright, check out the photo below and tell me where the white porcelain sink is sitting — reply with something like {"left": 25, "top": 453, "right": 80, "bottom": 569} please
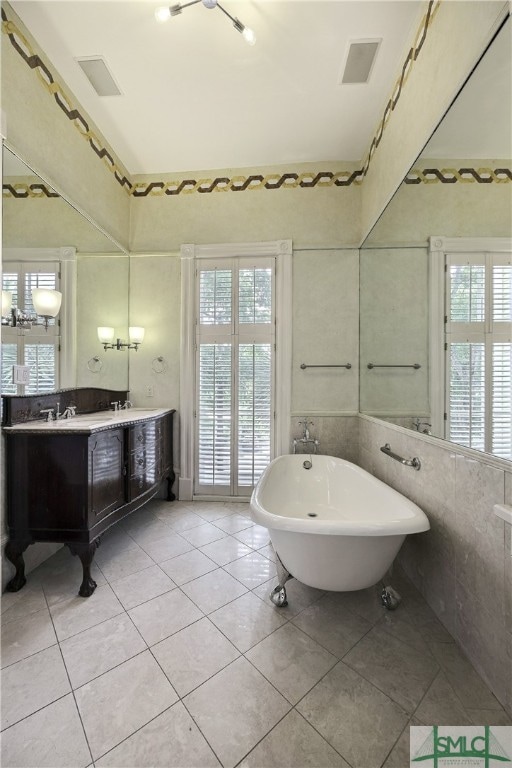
{"left": 72, "top": 413, "right": 114, "bottom": 422}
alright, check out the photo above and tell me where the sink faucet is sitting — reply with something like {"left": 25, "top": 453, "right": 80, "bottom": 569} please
{"left": 111, "top": 401, "right": 120, "bottom": 412}
{"left": 121, "top": 400, "right": 133, "bottom": 410}
{"left": 40, "top": 408, "right": 55, "bottom": 422}
{"left": 58, "top": 406, "right": 76, "bottom": 420}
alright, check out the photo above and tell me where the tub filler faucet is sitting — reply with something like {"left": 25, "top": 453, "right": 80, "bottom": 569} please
{"left": 293, "top": 419, "right": 320, "bottom": 454}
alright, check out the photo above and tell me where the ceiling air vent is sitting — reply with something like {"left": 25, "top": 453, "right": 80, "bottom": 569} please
{"left": 340, "top": 39, "right": 381, "bottom": 85}
{"left": 76, "top": 56, "right": 122, "bottom": 97}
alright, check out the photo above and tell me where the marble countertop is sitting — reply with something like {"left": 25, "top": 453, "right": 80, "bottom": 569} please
{"left": 2, "top": 407, "right": 173, "bottom": 434}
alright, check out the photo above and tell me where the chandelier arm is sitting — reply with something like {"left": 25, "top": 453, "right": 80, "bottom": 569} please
{"left": 175, "top": 0, "right": 202, "bottom": 11}
{"left": 216, "top": 2, "right": 238, "bottom": 26}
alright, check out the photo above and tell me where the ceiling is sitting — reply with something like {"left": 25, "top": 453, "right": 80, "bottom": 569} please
{"left": 10, "top": 0, "right": 425, "bottom": 176}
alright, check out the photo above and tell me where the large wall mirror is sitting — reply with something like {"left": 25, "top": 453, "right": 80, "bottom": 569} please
{"left": 2, "top": 145, "right": 130, "bottom": 396}
{"left": 360, "top": 17, "right": 511, "bottom": 462}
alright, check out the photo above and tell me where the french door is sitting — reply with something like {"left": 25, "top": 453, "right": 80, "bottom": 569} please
{"left": 194, "top": 257, "right": 275, "bottom": 497}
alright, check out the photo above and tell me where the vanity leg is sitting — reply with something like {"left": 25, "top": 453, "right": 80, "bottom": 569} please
{"left": 67, "top": 540, "right": 100, "bottom": 597}
{"left": 166, "top": 469, "right": 176, "bottom": 501}
{"left": 4, "top": 538, "right": 32, "bottom": 592}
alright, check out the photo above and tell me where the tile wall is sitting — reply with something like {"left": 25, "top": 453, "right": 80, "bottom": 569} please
{"left": 358, "top": 415, "right": 512, "bottom": 714}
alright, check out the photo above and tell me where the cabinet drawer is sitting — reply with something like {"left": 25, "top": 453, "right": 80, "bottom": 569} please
{"left": 130, "top": 420, "right": 161, "bottom": 451}
{"left": 130, "top": 461, "right": 159, "bottom": 497}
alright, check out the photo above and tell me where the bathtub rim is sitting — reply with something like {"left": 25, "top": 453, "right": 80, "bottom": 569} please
{"left": 250, "top": 454, "right": 430, "bottom": 537}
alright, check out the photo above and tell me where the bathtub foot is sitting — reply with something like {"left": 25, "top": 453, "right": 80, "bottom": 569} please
{"left": 381, "top": 585, "right": 402, "bottom": 610}
{"left": 271, "top": 552, "right": 293, "bottom": 607}
{"left": 270, "top": 585, "right": 288, "bottom": 607}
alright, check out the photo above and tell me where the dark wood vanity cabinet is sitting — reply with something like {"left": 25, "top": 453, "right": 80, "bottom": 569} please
{"left": 3, "top": 398, "right": 176, "bottom": 597}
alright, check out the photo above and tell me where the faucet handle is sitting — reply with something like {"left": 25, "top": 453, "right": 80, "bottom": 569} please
{"left": 40, "top": 408, "right": 55, "bottom": 422}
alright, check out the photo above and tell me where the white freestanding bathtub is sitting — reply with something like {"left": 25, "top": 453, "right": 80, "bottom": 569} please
{"left": 250, "top": 454, "right": 429, "bottom": 592}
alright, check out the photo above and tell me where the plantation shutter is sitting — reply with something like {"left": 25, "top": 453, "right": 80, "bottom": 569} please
{"left": 195, "top": 257, "right": 274, "bottom": 496}
{"left": 1, "top": 262, "right": 60, "bottom": 394}
{"left": 446, "top": 253, "right": 512, "bottom": 459}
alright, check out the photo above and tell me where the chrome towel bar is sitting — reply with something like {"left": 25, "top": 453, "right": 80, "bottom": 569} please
{"left": 368, "top": 363, "right": 421, "bottom": 369}
{"left": 380, "top": 443, "right": 421, "bottom": 470}
{"left": 300, "top": 363, "right": 352, "bottom": 369}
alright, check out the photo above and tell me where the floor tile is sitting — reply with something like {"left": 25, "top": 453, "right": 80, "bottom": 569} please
{"left": 184, "top": 656, "right": 290, "bottom": 768}
{"left": 0, "top": 694, "right": 91, "bottom": 767}
{"left": 223, "top": 550, "right": 276, "bottom": 588}
{"left": 429, "top": 641, "right": 504, "bottom": 709}
{"left": 159, "top": 548, "right": 217, "bottom": 585}
{"left": 109, "top": 564, "right": 176, "bottom": 610}
{"left": 325, "top": 585, "right": 387, "bottom": 625}
{"left": 343, "top": 625, "right": 439, "bottom": 713}
{"left": 128, "top": 588, "right": 203, "bottom": 646}
{"left": 96, "top": 701, "right": 221, "bottom": 767}
{"left": 466, "top": 708, "right": 512, "bottom": 725}
{"left": 60, "top": 613, "right": 146, "bottom": 689}
{"left": 1, "top": 607, "right": 57, "bottom": 668}
{"left": 401, "top": 596, "right": 455, "bottom": 643}
{"left": 213, "top": 513, "right": 254, "bottom": 534}
{"left": 297, "top": 661, "right": 409, "bottom": 768}
{"left": 246, "top": 622, "right": 337, "bottom": 704}
{"left": 37, "top": 556, "right": 106, "bottom": 607}
{"left": 234, "top": 524, "right": 271, "bottom": 549}
{"left": 139, "top": 532, "right": 194, "bottom": 563}
{"left": 98, "top": 527, "right": 141, "bottom": 558}
{"left": 240, "top": 709, "right": 349, "bottom": 767}
{"left": 152, "top": 616, "right": 239, "bottom": 697}
{"left": 49, "top": 584, "right": 124, "bottom": 642}
{"left": 192, "top": 503, "right": 237, "bottom": 522}
{"left": 164, "top": 509, "right": 207, "bottom": 532}
{"left": 124, "top": 520, "right": 175, "bottom": 548}
{"left": 1, "top": 584, "right": 48, "bottom": 625}
{"left": 292, "top": 594, "right": 372, "bottom": 657}
{"left": 253, "top": 577, "right": 325, "bottom": 618}
{"left": 382, "top": 718, "right": 422, "bottom": 768}
{"left": 377, "top": 611, "right": 434, "bottom": 656}
{"left": 181, "top": 568, "right": 247, "bottom": 613}
{"left": 95, "top": 546, "right": 155, "bottom": 583}
{"left": 209, "top": 591, "right": 286, "bottom": 652}
{"left": 181, "top": 522, "right": 228, "bottom": 547}
{"left": 1, "top": 645, "right": 71, "bottom": 730}
{"left": 257, "top": 543, "right": 277, "bottom": 562}
{"left": 199, "top": 535, "right": 253, "bottom": 566}
{"left": 75, "top": 650, "right": 177, "bottom": 761}
{"left": 414, "top": 671, "right": 473, "bottom": 725}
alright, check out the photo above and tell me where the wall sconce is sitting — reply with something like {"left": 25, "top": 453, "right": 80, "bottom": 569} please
{"left": 1, "top": 289, "right": 62, "bottom": 331}
{"left": 98, "top": 326, "right": 145, "bottom": 351}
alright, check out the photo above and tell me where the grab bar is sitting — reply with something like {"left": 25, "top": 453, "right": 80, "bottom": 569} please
{"left": 300, "top": 363, "right": 352, "bottom": 370}
{"left": 367, "top": 363, "right": 421, "bottom": 369}
{"left": 380, "top": 443, "right": 421, "bottom": 470}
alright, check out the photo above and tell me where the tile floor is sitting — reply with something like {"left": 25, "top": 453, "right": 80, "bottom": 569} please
{"left": 1, "top": 499, "right": 510, "bottom": 768}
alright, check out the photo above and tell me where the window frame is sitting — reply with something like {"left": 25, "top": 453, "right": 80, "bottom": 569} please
{"left": 180, "top": 240, "right": 292, "bottom": 501}
{"left": 429, "top": 236, "right": 512, "bottom": 455}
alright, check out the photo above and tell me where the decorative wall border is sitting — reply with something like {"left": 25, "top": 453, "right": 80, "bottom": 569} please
{"left": 405, "top": 167, "right": 512, "bottom": 184}
{"left": 3, "top": 182, "right": 60, "bottom": 197}
{"left": 1, "top": 7, "right": 132, "bottom": 193}
{"left": 360, "top": 0, "right": 441, "bottom": 178}
{"left": 2, "top": 2, "right": 443, "bottom": 198}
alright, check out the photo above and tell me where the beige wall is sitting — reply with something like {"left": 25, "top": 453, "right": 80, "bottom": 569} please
{"left": 360, "top": 1, "right": 508, "bottom": 241}
{"left": 1, "top": 3, "right": 130, "bottom": 250}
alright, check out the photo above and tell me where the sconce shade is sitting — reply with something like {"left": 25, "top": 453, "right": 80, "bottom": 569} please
{"left": 2, "top": 290, "right": 13, "bottom": 316}
{"left": 97, "top": 326, "right": 115, "bottom": 344}
{"left": 129, "top": 327, "right": 145, "bottom": 345}
{"left": 32, "top": 288, "right": 62, "bottom": 318}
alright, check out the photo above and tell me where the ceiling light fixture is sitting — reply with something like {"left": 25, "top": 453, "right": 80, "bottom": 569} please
{"left": 155, "top": 0, "right": 256, "bottom": 45}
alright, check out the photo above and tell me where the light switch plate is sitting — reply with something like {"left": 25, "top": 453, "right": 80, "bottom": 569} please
{"left": 12, "top": 364, "right": 31, "bottom": 384}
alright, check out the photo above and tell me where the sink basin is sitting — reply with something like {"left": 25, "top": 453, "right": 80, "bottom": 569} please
{"left": 72, "top": 413, "right": 114, "bottom": 422}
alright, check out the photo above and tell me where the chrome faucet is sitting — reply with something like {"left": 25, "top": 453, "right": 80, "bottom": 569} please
{"left": 40, "top": 408, "right": 55, "bottom": 422}
{"left": 121, "top": 400, "right": 133, "bottom": 410}
{"left": 111, "top": 401, "right": 120, "bottom": 412}
{"left": 58, "top": 405, "right": 76, "bottom": 419}
{"left": 413, "top": 418, "right": 432, "bottom": 434}
{"left": 293, "top": 419, "right": 320, "bottom": 454}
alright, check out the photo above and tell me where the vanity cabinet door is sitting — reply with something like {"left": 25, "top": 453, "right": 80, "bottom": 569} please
{"left": 88, "top": 428, "right": 125, "bottom": 523}
{"left": 128, "top": 419, "right": 162, "bottom": 500}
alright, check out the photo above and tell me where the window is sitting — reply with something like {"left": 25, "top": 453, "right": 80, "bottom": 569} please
{"left": 195, "top": 258, "right": 274, "bottom": 496}
{"left": 1, "top": 261, "right": 60, "bottom": 394}
{"left": 445, "top": 252, "right": 512, "bottom": 459}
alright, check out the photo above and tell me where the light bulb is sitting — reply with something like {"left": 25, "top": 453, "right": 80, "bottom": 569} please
{"left": 32, "top": 288, "right": 62, "bottom": 318}
{"left": 242, "top": 26, "right": 256, "bottom": 45}
{"left": 155, "top": 6, "right": 171, "bottom": 22}
{"left": 129, "top": 326, "right": 145, "bottom": 345}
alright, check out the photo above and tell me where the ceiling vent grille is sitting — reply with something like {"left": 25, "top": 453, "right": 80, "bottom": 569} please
{"left": 340, "top": 39, "right": 381, "bottom": 85}
{"left": 76, "top": 56, "right": 122, "bottom": 97}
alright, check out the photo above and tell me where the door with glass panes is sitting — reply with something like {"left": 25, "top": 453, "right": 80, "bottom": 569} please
{"left": 195, "top": 257, "right": 274, "bottom": 497}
